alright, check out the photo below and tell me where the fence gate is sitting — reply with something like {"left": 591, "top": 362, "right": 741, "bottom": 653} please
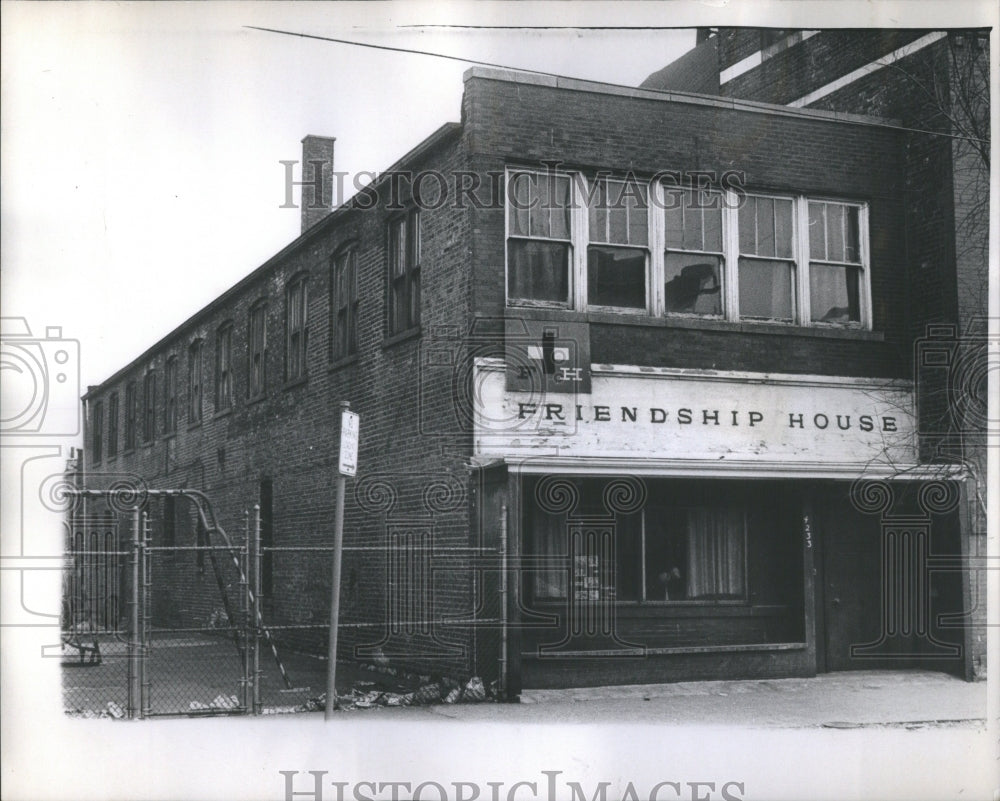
{"left": 62, "top": 488, "right": 264, "bottom": 718}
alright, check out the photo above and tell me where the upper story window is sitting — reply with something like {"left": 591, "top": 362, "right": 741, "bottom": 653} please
{"left": 507, "top": 170, "right": 573, "bottom": 307}
{"left": 124, "top": 381, "right": 137, "bottom": 451}
{"left": 388, "top": 210, "right": 421, "bottom": 336}
{"left": 737, "top": 194, "right": 796, "bottom": 322}
{"left": 285, "top": 275, "right": 308, "bottom": 382}
{"left": 163, "top": 355, "right": 178, "bottom": 434}
{"left": 107, "top": 392, "right": 119, "bottom": 458}
{"left": 663, "top": 187, "right": 725, "bottom": 316}
{"left": 248, "top": 301, "right": 267, "bottom": 398}
{"left": 587, "top": 177, "right": 649, "bottom": 312}
{"left": 215, "top": 322, "right": 233, "bottom": 412}
{"left": 91, "top": 400, "right": 103, "bottom": 464}
{"left": 504, "top": 168, "right": 871, "bottom": 330}
{"left": 188, "top": 339, "right": 203, "bottom": 424}
{"left": 142, "top": 371, "right": 156, "bottom": 443}
{"left": 331, "top": 246, "right": 359, "bottom": 360}
{"left": 808, "top": 201, "right": 865, "bottom": 325}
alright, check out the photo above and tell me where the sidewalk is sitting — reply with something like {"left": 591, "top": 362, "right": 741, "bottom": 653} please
{"left": 335, "top": 670, "right": 989, "bottom": 727}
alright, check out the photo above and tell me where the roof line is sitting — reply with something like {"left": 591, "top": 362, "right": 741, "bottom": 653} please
{"left": 84, "top": 122, "right": 462, "bottom": 399}
{"left": 463, "top": 66, "right": 904, "bottom": 129}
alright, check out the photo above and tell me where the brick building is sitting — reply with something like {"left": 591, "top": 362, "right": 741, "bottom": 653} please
{"left": 79, "top": 29, "right": 987, "bottom": 697}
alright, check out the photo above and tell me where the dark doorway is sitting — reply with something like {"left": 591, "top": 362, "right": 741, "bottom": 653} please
{"left": 816, "top": 483, "right": 964, "bottom": 674}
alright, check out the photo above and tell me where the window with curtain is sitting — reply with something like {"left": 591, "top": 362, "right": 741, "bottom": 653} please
{"left": 527, "top": 478, "right": 748, "bottom": 604}
{"left": 738, "top": 194, "right": 796, "bottom": 321}
{"left": 663, "top": 186, "right": 725, "bottom": 316}
{"left": 587, "top": 177, "right": 649, "bottom": 310}
{"left": 507, "top": 170, "right": 573, "bottom": 306}
{"left": 808, "top": 201, "right": 863, "bottom": 325}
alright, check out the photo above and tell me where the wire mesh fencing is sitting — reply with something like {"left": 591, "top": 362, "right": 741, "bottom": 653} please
{"left": 62, "top": 486, "right": 510, "bottom": 718}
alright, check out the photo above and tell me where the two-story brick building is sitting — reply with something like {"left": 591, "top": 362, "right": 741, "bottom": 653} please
{"left": 79, "top": 43, "right": 983, "bottom": 697}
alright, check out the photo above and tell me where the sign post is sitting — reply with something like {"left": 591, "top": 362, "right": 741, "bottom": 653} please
{"left": 326, "top": 401, "right": 358, "bottom": 720}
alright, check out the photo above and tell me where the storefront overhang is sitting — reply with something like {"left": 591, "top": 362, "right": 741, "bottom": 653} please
{"left": 484, "top": 456, "right": 968, "bottom": 482}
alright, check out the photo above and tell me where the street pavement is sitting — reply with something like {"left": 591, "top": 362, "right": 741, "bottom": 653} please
{"left": 328, "top": 669, "right": 989, "bottom": 727}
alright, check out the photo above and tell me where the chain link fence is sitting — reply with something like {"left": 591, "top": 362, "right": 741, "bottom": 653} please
{"left": 62, "top": 481, "right": 509, "bottom": 718}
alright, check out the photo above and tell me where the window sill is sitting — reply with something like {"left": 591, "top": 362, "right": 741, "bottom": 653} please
{"left": 187, "top": 421, "right": 203, "bottom": 432}
{"left": 506, "top": 306, "right": 884, "bottom": 341}
{"left": 329, "top": 354, "right": 359, "bottom": 372}
{"left": 383, "top": 327, "right": 422, "bottom": 349}
{"left": 282, "top": 376, "right": 308, "bottom": 392}
{"left": 247, "top": 393, "right": 267, "bottom": 407}
{"left": 214, "top": 408, "right": 233, "bottom": 420}
{"left": 521, "top": 642, "right": 807, "bottom": 659}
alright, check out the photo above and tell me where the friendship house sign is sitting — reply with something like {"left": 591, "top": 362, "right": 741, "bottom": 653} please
{"left": 473, "top": 362, "right": 918, "bottom": 467}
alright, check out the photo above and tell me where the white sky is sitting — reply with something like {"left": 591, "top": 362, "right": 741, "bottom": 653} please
{"left": 2, "top": 2, "right": 698, "bottom": 400}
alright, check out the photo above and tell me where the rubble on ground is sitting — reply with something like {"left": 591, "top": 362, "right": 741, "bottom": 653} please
{"left": 294, "top": 673, "right": 496, "bottom": 713}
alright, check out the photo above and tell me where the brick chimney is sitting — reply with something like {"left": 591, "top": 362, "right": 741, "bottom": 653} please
{"left": 300, "top": 135, "right": 336, "bottom": 233}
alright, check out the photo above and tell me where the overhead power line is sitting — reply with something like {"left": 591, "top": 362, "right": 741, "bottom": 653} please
{"left": 245, "top": 26, "right": 990, "bottom": 147}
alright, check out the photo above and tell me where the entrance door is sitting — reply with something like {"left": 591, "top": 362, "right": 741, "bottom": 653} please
{"left": 817, "top": 484, "right": 964, "bottom": 673}
{"left": 818, "top": 498, "right": 891, "bottom": 671}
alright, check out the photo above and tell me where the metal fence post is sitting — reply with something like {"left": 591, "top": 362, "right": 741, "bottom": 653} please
{"left": 252, "top": 503, "right": 262, "bottom": 715}
{"left": 240, "top": 510, "right": 251, "bottom": 713}
{"left": 127, "top": 507, "right": 140, "bottom": 720}
{"left": 140, "top": 511, "right": 151, "bottom": 719}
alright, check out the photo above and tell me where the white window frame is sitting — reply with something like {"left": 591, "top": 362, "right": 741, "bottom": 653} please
{"left": 585, "top": 176, "right": 652, "bottom": 315}
{"left": 504, "top": 168, "right": 872, "bottom": 331}
{"left": 800, "top": 198, "right": 871, "bottom": 329}
{"left": 505, "top": 167, "right": 583, "bottom": 310}
{"left": 654, "top": 182, "right": 729, "bottom": 320}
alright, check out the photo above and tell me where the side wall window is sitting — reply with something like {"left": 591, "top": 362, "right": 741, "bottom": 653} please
{"left": 164, "top": 355, "right": 178, "bottom": 434}
{"left": 188, "top": 339, "right": 203, "bottom": 424}
{"left": 387, "top": 210, "right": 421, "bottom": 335}
{"left": 285, "top": 275, "right": 308, "bottom": 381}
{"left": 216, "top": 323, "right": 233, "bottom": 411}
{"left": 124, "top": 381, "right": 137, "bottom": 450}
{"left": 248, "top": 301, "right": 267, "bottom": 397}
{"left": 142, "top": 371, "right": 156, "bottom": 443}
{"left": 331, "top": 247, "right": 359, "bottom": 360}
{"left": 91, "top": 400, "right": 103, "bottom": 464}
{"left": 107, "top": 392, "right": 119, "bottom": 458}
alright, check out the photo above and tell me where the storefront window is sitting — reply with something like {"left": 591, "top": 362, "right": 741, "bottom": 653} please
{"left": 644, "top": 506, "right": 746, "bottom": 600}
{"left": 527, "top": 477, "right": 748, "bottom": 604}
